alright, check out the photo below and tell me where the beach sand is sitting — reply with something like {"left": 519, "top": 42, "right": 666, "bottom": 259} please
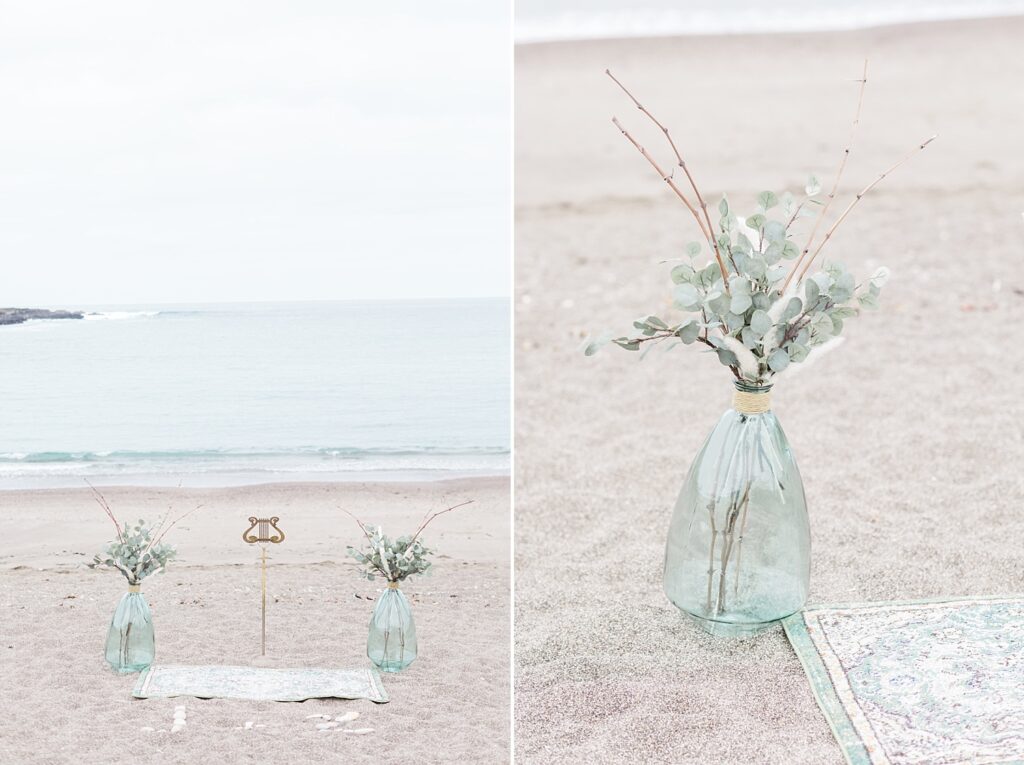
{"left": 0, "top": 477, "right": 509, "bottom": 764}
{"left": 515, "top": 17, "right": 1024, "bottom": 764}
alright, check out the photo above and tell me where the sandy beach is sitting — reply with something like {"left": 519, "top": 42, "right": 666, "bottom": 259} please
{"left": 0, "top": 477, "right": 509, "bottom": 764}
{"left": 514, "top": 17, "right": 1024, "bottom": 764}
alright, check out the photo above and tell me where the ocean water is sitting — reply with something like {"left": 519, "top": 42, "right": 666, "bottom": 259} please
{"left": 516, "top": 0, "right": 1024, "bottom": 41}
{"left": 0, "top": 300, "right": 509, "bottom": 487}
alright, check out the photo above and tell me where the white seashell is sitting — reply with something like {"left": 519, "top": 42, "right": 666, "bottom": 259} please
{"left": 344, "top": 728, "right": 374, "bottom": 735}
{"left": 171, "top": 724, "right": 185, "bottom": 733}
{"left": 140, "top": 727, "right": 154, "bottom": 733}
{"left": 334, "top": 711, "right": 359, "bottom": 723}
{"left": 315, "top": 722, "right": 339, "bottom": 730}
{"left": 244, "top": 721, "right": 254, "bottom": 729}
{"left": 304, "top": 713, "right": 331, "bottom": 720}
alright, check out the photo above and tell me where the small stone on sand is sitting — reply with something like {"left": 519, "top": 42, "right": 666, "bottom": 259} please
{"left": 335, "top": 711, "right": 359, "bottom": 723}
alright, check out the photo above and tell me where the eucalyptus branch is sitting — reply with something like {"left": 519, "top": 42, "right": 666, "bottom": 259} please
{"left": 587, "top": 67, "right": 913, "bottom": 383}
{"left": 342, "top": 501, "right": 473, "bottom": 583}
{"left": 797, "top": 135, "right": 937, "bottom": 281}
{"left": 606, "top": 69, "right": 726, "bottom": 282}
{"left": 784, "top": 60, "right": 869, "bottom": 293}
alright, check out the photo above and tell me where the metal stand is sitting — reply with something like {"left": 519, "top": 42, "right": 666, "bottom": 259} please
{"left": 242, "top": 516, "right": 285, "bottom": 657}
{"left": 260, "top": 544, "right": 268, "bottom": 656}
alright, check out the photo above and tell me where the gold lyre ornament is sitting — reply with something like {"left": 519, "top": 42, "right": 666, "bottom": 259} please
{"left": 242, "top": 517, "right": 285, "bottom": 656}
{"left": 242, "top": 516, "right": 285, "bottom": 544}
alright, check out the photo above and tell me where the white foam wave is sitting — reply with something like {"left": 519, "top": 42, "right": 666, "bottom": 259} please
{"left": 84, "top": 311, "right": 159, "bottom": 321}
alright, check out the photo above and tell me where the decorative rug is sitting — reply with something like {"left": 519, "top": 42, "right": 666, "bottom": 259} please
{"left": 783, "top": 596, "right": 1024, "bottom": 765}
{"left": 132, "top": 664, "right": 389, "bottom": 703}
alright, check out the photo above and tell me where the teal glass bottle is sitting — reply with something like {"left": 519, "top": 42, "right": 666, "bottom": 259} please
{"left": 664, "top": 382, "right": 810, "bottom": 637}
{"left": 367, "top": 583, "right": 417, "bottom": 672}
{"left": 105, "top": 586, "right": 155, "bottom": 672}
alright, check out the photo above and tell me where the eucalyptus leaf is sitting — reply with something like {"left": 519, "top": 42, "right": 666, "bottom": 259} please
{"left": 745, "top": 213, "right": 766, "bottom": 233}
{"left": 768, "top": 348, "right": 790, "bottom": 372}
{"left": 804, "top": 279, "right": 820, "bottom": 306}
{"left": 671, "top": 263, "right": 695, "bottom": 284}
{"left": 730, "top": 292, "right": 752, "bottom": 315}
{"left": 673, "top": 284, "right": 702, "bottom": 311}
{"left": 787, "top": 343, "right": 810, "bottom": 362}
{"left": 750, "top": 309, "right": 772, "bottom": 337}
{"left": 782, "top": 297, "right": 803, "bottom": 321}
{"left": 676, "top": 320, "right": 701, "bottom": 344}
{"left": 757, "top": 190, "right": 779, "bottom": 211}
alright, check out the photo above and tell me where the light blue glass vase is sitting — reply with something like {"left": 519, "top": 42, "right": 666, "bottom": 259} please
{"left": 105, "top": 587, "right": 155, "bottom": 673}
{"left": 367, "top": 584, "right": 417, "bottom": 672}
{"left": 664, "top": 382, "right": 810, "bottom": 637}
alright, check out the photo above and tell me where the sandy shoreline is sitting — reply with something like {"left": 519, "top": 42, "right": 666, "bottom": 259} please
{"left": 0, "top": 477, "right": 510, "bottom": 764}
{"left": 515, "top": 16, "right": 1024, "bottom": 764}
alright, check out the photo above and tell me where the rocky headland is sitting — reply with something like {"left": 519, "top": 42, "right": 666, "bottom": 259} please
{"left": 0, "top": 308, "right": 84, "bottom": 325}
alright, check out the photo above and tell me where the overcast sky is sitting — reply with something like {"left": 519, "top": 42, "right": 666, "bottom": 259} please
{"left": 0, "top": 1, "right": 510, "bottom": 305}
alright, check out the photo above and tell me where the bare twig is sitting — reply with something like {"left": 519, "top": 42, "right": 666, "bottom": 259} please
{"left": 409, "top": 500, "right": 475, "bottom": 547}
{"left": 797, "top": 135, "right": 937, "bottom": 281}
{"left": 85, "top": 479, "right": 124, "bottom": 543}
{"left": 611, "top": 118, "right": 712, "bottom": 242}
{"left": 606, "top": 69, "right": 727, "bottom": 281}
{"left": 784, "top": 60, "right": 869, "bottom": 293}
{"left": 148, "top": 502, "right": 203, "bottom": 551}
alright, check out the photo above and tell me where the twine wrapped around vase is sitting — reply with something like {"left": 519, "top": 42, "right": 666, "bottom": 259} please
{"left": 128, "top": 584, "right": 141, "bottom": 593}
{"left": 387, "top": 581, "right": 399, "bottom": 589}
{"left": 733, "top": 389, "right": 772, "bottom": 414}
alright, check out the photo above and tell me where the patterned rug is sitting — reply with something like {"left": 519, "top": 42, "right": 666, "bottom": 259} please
{"left": 133, "top": 664, "right": 389, "bottom": 703}
{"left": 783, "top": 597, "right": 1024, "bottom": 765}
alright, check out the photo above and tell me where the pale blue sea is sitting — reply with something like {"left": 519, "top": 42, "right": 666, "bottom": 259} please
{"left": 516, "top": 0, "right": 1024, "bottom": 40}
{"left": 0, "top": 300, "right": 509, "bottom": 487}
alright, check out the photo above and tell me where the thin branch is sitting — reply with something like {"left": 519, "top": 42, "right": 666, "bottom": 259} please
{"left": 409, "top": 500, "right": 475, "bottom": 547}
{"left": 607, "top": 70, "right": 731, "bottom": 289}
{"left": 610, "top": 117, "right": 710, "bottom": 241}
{"left": 340, "top": 507, "right": 376, "bottom": 544}
{"left": 797, "top": 135, "right": 937, "bottom": 281}
{"left": 784, "top": 199, "right": 808, "bottom": 231}
{"left": 784, "top": 60, "right": 869, "bottom": 293}
{"left": 85, "top": 479, "right": 124, "bottom": 543}
{"left": 148, "top": 502, "right": 203, "bottom": 551}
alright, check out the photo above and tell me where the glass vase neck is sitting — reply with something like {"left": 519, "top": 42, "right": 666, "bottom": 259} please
{"left": 733, "top": 380, "right": 772, "bottom": 394}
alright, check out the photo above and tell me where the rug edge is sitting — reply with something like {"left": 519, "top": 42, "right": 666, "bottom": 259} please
{"left": 781, "top": 612, "right": 872, "bottom": 765}
{"left": 130, "top": 664, "right": 390, "bottom": 703}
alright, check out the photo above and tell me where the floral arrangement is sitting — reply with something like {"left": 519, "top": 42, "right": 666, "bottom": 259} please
{"left": 344, "top": 500, "right": 474, "bottom": 583}
{"left": 585, "top": 64, "right": 934, "bottom": 384}
{"left": 87, "top": 482, "right": 201, "bottom": 585}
